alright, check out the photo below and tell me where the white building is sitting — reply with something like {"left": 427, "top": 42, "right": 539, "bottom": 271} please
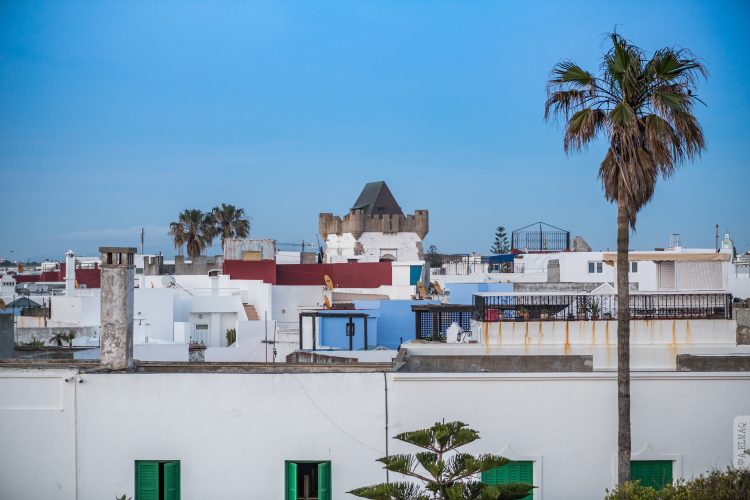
{"left": 319, "top": 181, "right": 429, "bottom": 263}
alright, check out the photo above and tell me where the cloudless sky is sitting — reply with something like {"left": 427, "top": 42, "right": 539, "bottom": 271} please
{"left": 1, "top": 0, "right": 748, "bottom": 260}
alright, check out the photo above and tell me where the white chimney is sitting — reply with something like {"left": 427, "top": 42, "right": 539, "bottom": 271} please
{"left": 65, "top": 250, "right": 76, "bottom": 296}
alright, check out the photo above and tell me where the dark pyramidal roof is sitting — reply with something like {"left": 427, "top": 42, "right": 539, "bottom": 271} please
{"left": 351, "top": 181, "right": 404, "bottom": 216}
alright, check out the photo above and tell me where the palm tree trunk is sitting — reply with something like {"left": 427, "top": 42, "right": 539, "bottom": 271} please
{"left": 616, "top": 198, "right": 631, "bottom": 484}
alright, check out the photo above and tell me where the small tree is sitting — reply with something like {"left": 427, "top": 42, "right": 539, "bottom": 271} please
{"left": 425, "top": 245, "right": 442, "bottom": 269}
{"left": 49, "top": 332, "right": 68, "bottom": 347}
{"left": 226, "top": 328, "right": 237, "bottom": 346}
{"left": 490, "top": 227, "right": 510, "bottom": 255}
{"left": 348, "top": 421, "right": 534, "bottom": 500}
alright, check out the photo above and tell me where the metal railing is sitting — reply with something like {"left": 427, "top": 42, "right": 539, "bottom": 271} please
{"left": 473, "top": 293, "right": 733, "bottom": 322}
{"left": 511, "top": 222, "right": 570, "bottom": 253}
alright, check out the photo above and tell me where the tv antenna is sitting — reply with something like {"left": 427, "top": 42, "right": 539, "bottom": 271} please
{"left": 161, "top": 275, "right": 193, "bottom": 295}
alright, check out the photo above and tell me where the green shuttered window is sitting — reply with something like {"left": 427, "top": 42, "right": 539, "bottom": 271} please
{"left": 286, "top": 461, "right": 331, "bottom": 500}
{"left": 135, "top": 460, "right": 180, "bottom": 500}
{"left": 136, "top": 462, "right": 159, "bottom": 500}
{"left": 482, "top": 461, "right": 533, "bottom": 500}
{"left": 631, "top": 460, "right": 673, "bottom": 490}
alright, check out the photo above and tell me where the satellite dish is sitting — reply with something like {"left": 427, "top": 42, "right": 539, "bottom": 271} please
{"left": 323, "top": 295, "right": 331, "bottom": 310}
{"left": 323, "top": 274, "right": 334, "bottom": 291}
{"left": 161, "top": 275, "right": 176, "bottom": 287}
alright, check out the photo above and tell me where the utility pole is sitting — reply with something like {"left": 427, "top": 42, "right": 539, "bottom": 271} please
{"left": 141, "top": 227, "right": 145, "bottom": 254}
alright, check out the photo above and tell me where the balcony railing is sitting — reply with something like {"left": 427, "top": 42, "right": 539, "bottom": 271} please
{"left": 473, "top": 293, "right": 733, "bottom": 322}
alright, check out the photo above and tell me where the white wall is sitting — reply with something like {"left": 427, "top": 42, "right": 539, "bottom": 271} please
{"left": 134, "top": 288, "right": 175, "bottom": 341}
{"left": 0, "top": 369, "right": 77, "bottom": 500}
{"left": 272, "top": 286, "right": 326, "bottom": 326}
{"left": 326, "top": 232, "right": 423, "bottom": 263}
{"left": 464, "top": 319, "right": 748, "bottom": 370}
{"left": 51, "top": 291, "right": 101, "bottom": 326}
{"left": 204, "top": 320, "right": 275, "bottom": 362}
{"left": 133, "top": 343, "right": 189, "bottom": 362}
{"left": 1, "top": 369, "right": 749, "bottom": 500}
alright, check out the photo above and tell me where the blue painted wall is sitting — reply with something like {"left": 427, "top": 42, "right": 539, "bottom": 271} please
{"left": 317, "top": 299, "right": 439, "bottom": 350}
{"left": 355, "top": 300, "right": 437, "bottom": 349}
{"left": 318, "top": 315, "right": 378, "bottom": 350}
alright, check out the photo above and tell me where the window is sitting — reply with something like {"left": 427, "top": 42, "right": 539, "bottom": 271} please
{"left": 286, "top": 461, "right": 331, "bottom": 500}
{"left": 658, "top": 261, "right": 676, "bottom": 290}
{"left": 482, "top": 461, "right": 533, "bottom": 500}
{"left": 631, "top": 460, "right": 673, "bottom": 490}
{"left": 630, "top": 262, "right": 638, "bottom": 273}
{"left": 135, "top": 460, "right": 180, "bottom": 500}
{"left": 588, "top": 262, "right": 603, "bottom": 274}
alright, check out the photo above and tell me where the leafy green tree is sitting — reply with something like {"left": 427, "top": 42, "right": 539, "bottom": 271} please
{"left": 211, "top": 203, "right": 251, "bottom": 252}
{"left": 169, "top": 209, "right": 216, "bottom": 259}
{"left": 348, "top": 421, "right": 533, "bottom": 500}
{"left": 545, "top": 33, "right": 706, "bottom": 484}
{"left": 490, "top": 227, "right": 510, "bottom": 255}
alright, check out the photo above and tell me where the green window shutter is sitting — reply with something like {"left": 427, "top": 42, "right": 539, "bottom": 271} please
{"left": 163, "top": 461, "right": 180, "bottom": 500}
{"left": 286, "top": 462, "right": 297, "bottom": 500}
{"left": 318, "top": 462, "right": 331, "bottom": 500}
{"left": 481, "top": 461, "right": 533, "bottom": 500}
{"left": 631, "top": 460, "right": 673, "bottom": 490}
{"left": 135, "top": 461, "right": 159, "bottom": 500}
{"left": 481, "top": 466, "right": 496, "bottom": 484}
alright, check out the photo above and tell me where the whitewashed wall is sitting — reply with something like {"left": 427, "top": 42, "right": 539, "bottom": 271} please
{"left": 134, "top": 288, "right": 175, "bottom": 341}
{"left": 1, "top": 369, "right": 749, "bottom": 500}
{"left": 272, "top": 285, "right": 326, "bottom": 325}
{"left": 326, "top": 232, "right": 423, "bottom": 263}
{"left": 51, "top": 291, "right": 101, "bottom": 326}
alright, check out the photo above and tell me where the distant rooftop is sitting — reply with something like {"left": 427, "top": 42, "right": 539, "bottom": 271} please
{"left": 351, "top": 181, "right": 404, "bottom": 216}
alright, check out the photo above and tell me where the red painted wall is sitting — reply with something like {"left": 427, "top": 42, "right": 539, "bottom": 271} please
{"left": 223, "top": 260, "right": 278, "bottom": 284}
{"left": 11, "top": 265, "right": 101, "bottom": 288}
{"left": 223, "top": 260, "right": 393, "bottom": 288}
{"left": 277, "top": 262, "right": 392, "bottom": 288}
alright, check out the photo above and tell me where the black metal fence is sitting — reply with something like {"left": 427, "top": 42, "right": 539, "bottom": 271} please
{"left": 511, "top": 230, "right": 569, "bottom": 253}
{"left": 474, "top": 293, "right": 733, "bottom": 322}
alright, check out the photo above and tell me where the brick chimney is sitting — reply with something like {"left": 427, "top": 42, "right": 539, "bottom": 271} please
{"left": 99, "top": 247, "right": 136, "bottom": 370}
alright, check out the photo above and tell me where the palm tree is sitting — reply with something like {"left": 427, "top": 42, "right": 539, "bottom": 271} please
{"left": 168, "top": 209, "right": 215, "bottom": 259}
{"left": 545, "top": 33, "right": 706, "bottom": 484}
{"left": 211, "top": 203, "right": 251, "bottom": 251}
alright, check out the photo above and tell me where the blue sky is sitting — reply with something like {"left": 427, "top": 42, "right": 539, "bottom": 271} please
{"left": 1, "top": 0, "right": 748, "bottom": 260}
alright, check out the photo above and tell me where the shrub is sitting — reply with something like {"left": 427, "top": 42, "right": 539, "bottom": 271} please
{"left": 605, "top": 481, "right": 660, "bottom": 500}
{"left": 226, "top": 328, "right": 236, "bottom": 346}
{"left": 664, "top": 467, "right": 750, "bottom": 500}
{"left": 604, "top": 467, "right": 750, "bottom": 500}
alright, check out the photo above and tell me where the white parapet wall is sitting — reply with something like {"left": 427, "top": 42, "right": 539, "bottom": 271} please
{"left": 464, "top": 319, "right": 747, "bottom": 370}
{"left": 0, "top": 368, "right": 749, "bottom": 500}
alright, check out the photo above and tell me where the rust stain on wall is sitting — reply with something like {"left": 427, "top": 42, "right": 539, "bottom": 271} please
{"left": 605, "top": 321, "right": 610, "bottom": 345}
{"left": 538, "top": 320, "right": 544, "bottom": 345}
{"left": 591, "top": 321, "right": 596, "bottom": 345}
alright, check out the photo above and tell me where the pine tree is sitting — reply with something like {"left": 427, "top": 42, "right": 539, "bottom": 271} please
{"left": 490, "top": 227, "right": 510, "bottom": 255}
{"left": 348, "top": 421, "right": 534, "bottom": 500}
{"left": 425, "top": 245, "right": 442, "bottom": 268}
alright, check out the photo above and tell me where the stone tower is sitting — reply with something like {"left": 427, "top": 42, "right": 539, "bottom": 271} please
{"left": 319, "top": 181, "right": 429, "bottom": 263}
{"left": 99, "top": 247, "right": 136, "bottom": 370}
